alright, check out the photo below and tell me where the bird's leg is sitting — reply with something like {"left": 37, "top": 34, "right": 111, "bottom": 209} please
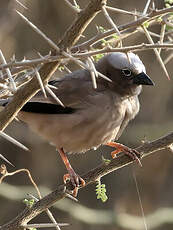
{"left": 106, "top": 142, "right": 142, "bottom": 166}
{"left": 58, "top": 148, "right": 85, "bottom": 196}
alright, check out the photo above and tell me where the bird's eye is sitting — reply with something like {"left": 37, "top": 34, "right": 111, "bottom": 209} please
{"left": 121, "top": 68, "right": 132, "bottom": 77}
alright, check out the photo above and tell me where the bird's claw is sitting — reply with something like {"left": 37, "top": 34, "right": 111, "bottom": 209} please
{"left": 120, "top": 147, "right": 142, "bottom": 167}
{"left": 63, "top": 170, "right": 85, "bottom": 197}
{"left": 106, "top": 142, "right": 142, "bottom": 167}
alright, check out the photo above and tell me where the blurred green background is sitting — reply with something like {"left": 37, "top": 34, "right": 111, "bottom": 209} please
{"left": 0, "top": 0, "right": 173, "bottom": 230}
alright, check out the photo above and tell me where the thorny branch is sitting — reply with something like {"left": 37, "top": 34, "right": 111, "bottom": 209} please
{"left": 0, "top": 2, "right": 172, "bottom": 136}
{"left": 0, "top": 3, "right": 173, "bottom": 134}
{"left": 0, "top": 0, "right": 107, "bottom": 131}
{"left": 1, "top": 43, "right": 173, "bottom": 71}
{"left": 0, "top": 132, "right": 173, "bottom": 230}
{"left": 0, "top": 0, "right": 173, "bottom": 229}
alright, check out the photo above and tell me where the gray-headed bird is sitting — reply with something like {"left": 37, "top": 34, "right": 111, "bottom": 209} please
{"left": 0, "top": 52, "right": 154, "bottom": 196}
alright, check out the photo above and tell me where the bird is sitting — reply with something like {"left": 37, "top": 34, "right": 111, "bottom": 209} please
{"left": 0, "top": 52, "right": 154, "bottom": 196}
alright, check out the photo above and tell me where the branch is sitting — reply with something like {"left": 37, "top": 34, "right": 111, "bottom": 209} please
{"left": 73, "top": 43, "right": 173, "bottom": 58}
{"left": 1, "top": 132, "right": 173, "bottom": 230}
{"left": 73, "top": 6, "right": 173, "bottom": 51}
{"left": 0, "top": 0, "right": 107, "bottom": 131}
{"left": 1, "top": 43, "right": 173, "bottom": 72}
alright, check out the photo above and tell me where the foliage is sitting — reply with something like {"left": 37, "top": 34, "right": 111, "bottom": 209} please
{"left": 96, "top": 178, "right": 108, "bottom": 202}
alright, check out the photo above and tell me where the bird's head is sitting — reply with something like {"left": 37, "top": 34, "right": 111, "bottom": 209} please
{"left": 97, "top": 52, "right": 154, "bottom": 96}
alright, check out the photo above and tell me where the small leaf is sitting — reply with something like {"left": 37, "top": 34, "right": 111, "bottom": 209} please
{"left": 23, "top": 198, "right": 35, "bottom": 208}
{"left": 101, "top": 155, "right": 111, "bottom": 165}
{"left": 143, "top": 21, "right": 149, "bottom": 28}
{"left": 94, "top": 54, "right": 104, "bottom": 62}
{"left": 97, "top": 26, "right": 107, "bottom": 33}
{"left": 58, "top": 65, "right": 65, "bottom": 71}
{"left": 101, "top": 39, "right": 108, "bottom": 46}
{"left": 112, "top": 34, "right": 119, "bottom": 40}
{"left": 95, "top": 179, "right": 108, "bottom": 203}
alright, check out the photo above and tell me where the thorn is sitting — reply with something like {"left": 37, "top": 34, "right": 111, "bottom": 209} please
{"left": 0, "top": 131, "right": 29, "bottom": 151}
{"left": 35, "top": 68, "right": 47, "bottom": 98}
{"left": 0, "top": 154, "right": 15, "bottom": 167}
{"left": 45, "top": 85, "right": 65, "bottom": 107}
{"left": 65, "top": 192, "right": 78, "bottom": 202}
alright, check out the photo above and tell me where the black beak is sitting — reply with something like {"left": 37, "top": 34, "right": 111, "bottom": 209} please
{"left": 133, "top": 72, "right": 154, "bottom": 86}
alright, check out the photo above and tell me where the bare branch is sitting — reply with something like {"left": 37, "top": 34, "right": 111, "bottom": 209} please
{"left": 64, "top": 0, "right": 80, "bottom": 13}
{"left": 0, "top": 0, "right": 106, "bottom": 132}
{"left": 0, "top": 166, "right": 41, "bottom": 199}
{"left": 143, "top": 0, "right": 152, "bottom": 15}
{"left": 73, "top": 6, "right": 173, "bottom": 51}
{"left": 105, "top": 6, "right": 142, "bottom": 17}
{"left": 142, "top": 25, "right": 170, "bottom": 79}
{"left": 158, "top": 23, "right": 166, "bottom": 54}
{"left": 22, "top": 223, "right": 69, "bottom": 229}
{"left": 0, "top": 50, "right": 17, "bottom": 92}
{"left": 15, "top": 0, "right": 28, "bottom": 10}
{"left": 73, "top": 43, "right": 173, "bottom": 58}
{"left": 1, "top": 131, "right": 173, "bottom": 230}
{"left": 102, "top": 5, "right": 122, "bottom": 46}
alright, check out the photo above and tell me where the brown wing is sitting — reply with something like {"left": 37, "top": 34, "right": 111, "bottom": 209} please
{"left": 22, "top": 69, "right": 107, "bottom": 113}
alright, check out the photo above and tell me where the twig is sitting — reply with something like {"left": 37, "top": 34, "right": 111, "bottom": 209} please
{"left": 45, "top": 85, "right": 64, "bottom": 107}
{"left": 0, "top": 56, "right": 62, "bottom": 70}
{"left": 64, "top": 0, "right": 80, "bottom": 13}
{"left": 0, "top": 50, "right": 17, "bottom": 92}
{"left": 143, "top": 0, "right": 152, "bottom": 15}
{"left": 27, "top": 185, "right": 63, "bottom": 230}
{"left": 2, "top": 183, "right": 173, "bottom": 229}
{"left": 16, "top": 11, "right": 62, "bottom": 53}
{"left": 35, "top": 68, "right": 47, "bottom": 98}
{"left": 142, "top": 25, "right": 170, "bottom": 79}
{"left": 105, "top": 6, "right": 142, "bottom": 17}
{"left": 1, "top": 43, "right": 173, "bottom": 72}
{"left": 73, "top": 6, "right": 173, "bottom": 51}
{"left": 0, "top": 154, "right": 15, "bottom": 167}
{"left": 22, "top": 223, "right": 69, "bottom": 229}
{"left": 63, "top": 65, "right": 72, "bottom": 73}
{"left": 15, "top": 0, "right": 28, "bottom": 10}
{"left": 0, "top": 0, "right": 105, "bottom": 132}
{"left": 102, "top": 5, "right": 122, "bottom": 47}
{"left": 1, "top": 131, "right": 173, "bottom": 230}
{"left": 16, "top": 10, "right": 105, "bottom": 84}
{"left": 164, "top": 52, "right": 173, "bottom": 64}
{"left": 158, "top": 23, "right": 166, "bottom": 54}
{"left": 0, "top": 131, "right": 29, "bottom": 151}
{"left": 0, "top": 166, "right": 41, "bottom": 198}
{"left": 138, "top": 28, "right": 161, "bottom": 38}
{"left": 86, "top": 57, "right": 97, "bottom": 89}
{"left": 73, "top": 43, "right": 173, "bottom": 58}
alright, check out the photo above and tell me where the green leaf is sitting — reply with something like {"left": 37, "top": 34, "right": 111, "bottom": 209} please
{"left": 143, "top": 21, "right": 149, "bottom": 28}
{"left": 97, "top": 26, "right": 107, "bottom": 33}
{"left": 93, "top": 53, "right": 104, "bottom": 62}
{"left": 112, "top": 34, "right": 119, "bottom": 40}
{"left": 58, "top": 65, "right": 65, "bottom": 71}
{"left": 95, "top": 179, "right": 108, "bottom": 202}
{"left": 101, "top": 155, "right": 111, "bottom": 165}
{"left": 23, "top": 198, "right": 35, "bottom": 208}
